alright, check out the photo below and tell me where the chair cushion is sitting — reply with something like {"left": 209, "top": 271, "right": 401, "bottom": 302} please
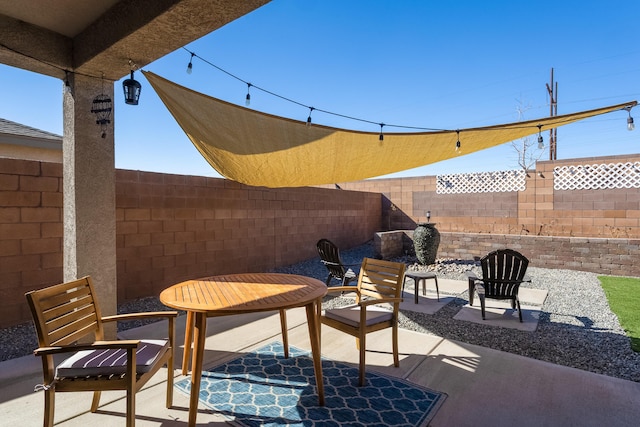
{"left": 324, "top": 304, "right": 393, "bottom": 328}
{"left": 56, "top": 339, "right": 169, "bottom": 377}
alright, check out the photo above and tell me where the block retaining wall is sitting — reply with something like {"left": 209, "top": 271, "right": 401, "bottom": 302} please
{"left": 375, "top": 230, "right": 640, "bottom": 277}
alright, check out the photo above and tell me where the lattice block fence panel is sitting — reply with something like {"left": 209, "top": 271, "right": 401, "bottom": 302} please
{"left": 554, "top": 162, "right": 640, "bottom": 190}
{"left": 436, "top": 170, "right": 526, "bottom": 194}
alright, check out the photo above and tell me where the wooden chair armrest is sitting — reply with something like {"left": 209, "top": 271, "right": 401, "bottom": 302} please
{"left": 466, "top": 271, "right": 480, "bottom": 281}
{"left": 101, "top": 311, "right": 178, "bottom": 323}
{"left": 34, "top": 340, "right": 140, "bottom": 356}
{"left": 326, "top": 286, "right": 359, "bottom": 294}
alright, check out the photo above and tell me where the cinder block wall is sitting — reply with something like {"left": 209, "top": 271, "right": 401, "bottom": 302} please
{"left": 0, "top": 159, "right": 381, "bottom": 328}
{"left": 4, "top": 153, "right": 640, "bottom": 327}
{"left": 336, "top": 153, "right": 640, "bottom": 238}
{"left": 114, "top": 170, "right": 381, "bottom": 302}
{"left": 437, "top": 232, "right": 640, "bottom": 277}
{"left": 0, "top": 159, "right": 63, "bottom": 329}
{"left": 376, "top": 230, "right": 640, "bottom": 277}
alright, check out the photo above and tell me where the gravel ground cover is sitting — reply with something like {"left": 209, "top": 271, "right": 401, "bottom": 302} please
{"left": 3, "top": 241, "right": 639, "bottom": 383}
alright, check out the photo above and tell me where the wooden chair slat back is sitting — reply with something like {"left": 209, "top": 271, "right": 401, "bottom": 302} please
{"left": 26, "top": 276, "right": 104, "bottom": 348}
{"left": 38, "top": 285, "right": 92, "bottom": 310}
{"left": 358, "top": 258, "right": 406, "bottom": 300}
{"left": 43, "top": 292, "right": 94, "bottom": 323}
{"left": 46, "top": 305, "right": 99, "bottom": 345}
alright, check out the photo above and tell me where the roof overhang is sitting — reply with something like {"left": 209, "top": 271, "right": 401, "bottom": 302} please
{"left": 0, "top": 0, "right": 270, "bottom": 81}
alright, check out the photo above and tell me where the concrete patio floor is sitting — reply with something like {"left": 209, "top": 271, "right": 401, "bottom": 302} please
{"left": 2, "top": 298, "right": 640, "bottom": 426}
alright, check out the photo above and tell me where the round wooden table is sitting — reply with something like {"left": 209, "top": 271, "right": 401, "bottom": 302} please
{"left": 160, "top": 273, "right": 327, "bottom": 427}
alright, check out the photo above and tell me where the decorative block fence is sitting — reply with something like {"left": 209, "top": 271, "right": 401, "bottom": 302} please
{"left": 336, "top": 153, "right": 640, "bottom": 239}
{"left": 375, "top": 230, "right": 640, "bottom": 277}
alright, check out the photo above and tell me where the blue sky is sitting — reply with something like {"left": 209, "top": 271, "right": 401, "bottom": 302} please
{"left": 1, "top": 0, "right": 639, "bottom": 179}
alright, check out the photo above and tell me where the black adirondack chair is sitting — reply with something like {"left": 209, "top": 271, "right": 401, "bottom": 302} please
{"left": 316, "top": 238, "right": 358, "bottom": 287}
{"left": 467, "top": 249, "right": 530, "bottom": 322}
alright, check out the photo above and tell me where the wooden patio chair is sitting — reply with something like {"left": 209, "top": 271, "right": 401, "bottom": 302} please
{"left": 25, "top": 276, "right": 177, "bottom": 427}
{"left": 467, "top": 249, "right": 530, "bottom": 322}
{"left": 319, "top": 257, "right": 406, "bottom": 386}
{"left": 316, "top": 238, "right": 358, "bottom": 287}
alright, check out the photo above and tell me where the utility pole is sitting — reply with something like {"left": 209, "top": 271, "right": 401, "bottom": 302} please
{"left": 546, "top": 68, "right": 558, "bottom": 160}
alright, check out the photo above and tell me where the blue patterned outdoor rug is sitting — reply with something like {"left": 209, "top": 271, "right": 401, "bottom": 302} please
{"left": 175, "top": 342, "right": 446, "bottom": 427}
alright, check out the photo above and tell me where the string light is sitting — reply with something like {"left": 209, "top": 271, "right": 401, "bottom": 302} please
{"left": 2, "top": 36, "right": 627, "bottom": 146}
{"left": 177, "top": 47, "right": 636, "bottom": 146}
{"left": 626, "top": 106, "right": 635, "bottom": 131}
{"left": 186, "top": 52, "right": 195, "bottom": 74}
{"left": 306, "top": 107, "right": 314, "bottom": 126}
{"left": 245, "top": 83, "right": 252, "bottom": 106}
{"left": 455, "top": 130, "right": 461, "bottom": 153}
{"left": 537, "top": 124, "right": 544, "bottom": 149}
{"left": 179, "top": 47, "right": 450, "bottom": 135}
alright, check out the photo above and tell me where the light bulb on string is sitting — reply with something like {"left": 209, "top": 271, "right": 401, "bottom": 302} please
{"left": 626, "top": 107, "right": 635, "bottom": 131}
{"left": 455, "top": 130, "right": 461, "bottom": 153}
{"left": 245, "top": 83, "right": 251, "bottom": 106}
{"left": 379, "top": 123, "right": 385, "bottom": 141}
{"left": 537, "top": 124, "right": 544, "bottom": 149}
{"left": 186, "top": 53, "right": 194, "bottom": 74}
{"left": 306, "top": 107, "right": 314, "bottom": 127}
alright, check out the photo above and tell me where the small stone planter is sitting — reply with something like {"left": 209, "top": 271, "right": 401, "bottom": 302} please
{"left": 413, "top": 223, "right": 440, "bottom": 265}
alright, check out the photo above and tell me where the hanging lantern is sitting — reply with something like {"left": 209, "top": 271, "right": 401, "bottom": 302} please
{"left": 90, "top": 94, "right": 112, "bottom": 138}
{"left": 123, "top": 70, "right": 141, "bottom": 105}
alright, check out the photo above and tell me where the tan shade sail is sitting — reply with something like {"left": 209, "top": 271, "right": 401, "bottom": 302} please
{"left": 144, "top": 71, "right": 636, "bottom": 188}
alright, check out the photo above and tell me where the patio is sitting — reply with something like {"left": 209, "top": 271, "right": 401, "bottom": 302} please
{"left": 2, "top": 300, "right": 639, "bottom": 426}
{"left": 1, "top": 3, "right": 639, "bottom": 425}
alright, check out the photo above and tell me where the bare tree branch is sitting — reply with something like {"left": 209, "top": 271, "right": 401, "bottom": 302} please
{"left": 511, "top": 98, "right": 544, "bottom": 171}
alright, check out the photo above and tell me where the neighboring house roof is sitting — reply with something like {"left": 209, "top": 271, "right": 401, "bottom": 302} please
{"left": 0, "top": 117, "right": 62, "bottom": 140}
{"left": 0, "top": 117, "right": 62, "bottom": 150}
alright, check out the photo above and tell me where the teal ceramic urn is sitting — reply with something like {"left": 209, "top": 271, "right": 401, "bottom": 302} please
{"left": 413, "top": 223, "right": 440, "bottom": 265}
